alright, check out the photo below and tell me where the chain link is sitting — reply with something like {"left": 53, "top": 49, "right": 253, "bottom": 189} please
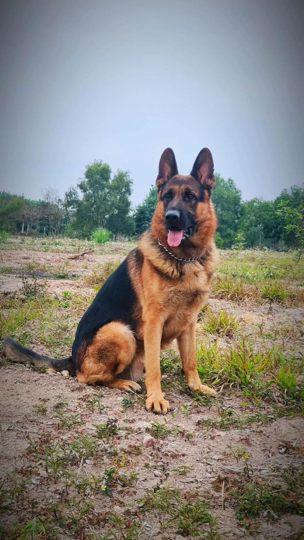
{"left": 157, "top": 239, "right": 200, "bottom": 263}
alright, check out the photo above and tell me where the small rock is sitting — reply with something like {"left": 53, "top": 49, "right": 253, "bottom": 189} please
{"left": 61, "top": 370, "right": 70, "bottom": 378}
{"left": 143, "top": 435, "right": 155, "bottom": 448}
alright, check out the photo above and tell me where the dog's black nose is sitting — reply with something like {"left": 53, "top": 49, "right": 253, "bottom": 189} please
{"left": 165, "top": 209, "right": 180, "bottom": 226}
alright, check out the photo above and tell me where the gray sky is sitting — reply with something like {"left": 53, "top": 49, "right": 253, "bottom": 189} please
{"left": 1, "top": 0, "right": 303, "bottom": 206}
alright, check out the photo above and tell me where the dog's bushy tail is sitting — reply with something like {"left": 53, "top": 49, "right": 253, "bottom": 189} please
{"left": 3, "top": 337, "right": 75, "bottom": 375}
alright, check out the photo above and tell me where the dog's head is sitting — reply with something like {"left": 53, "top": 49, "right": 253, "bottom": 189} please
{"left": 151, "top": 148, "right": 217, "bottom": 253}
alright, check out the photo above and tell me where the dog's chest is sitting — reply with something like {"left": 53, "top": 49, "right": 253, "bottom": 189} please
{"left": 163, "top": 268, "right": 207, "bottom": 308}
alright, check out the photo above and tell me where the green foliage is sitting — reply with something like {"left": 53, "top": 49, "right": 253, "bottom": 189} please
{"left": 0, "top": 230, "right": 9, "bottom": 242}
{"left": 231, "top": 478, "right": 304, "bottom": 519}
{"left": 201, "top": 308, "right": 238, "bottom": 337}
{"left": 0, "top": 192, "right": 25, "bottom": 232}
{"left": 276, "top": 187, "right": 304, "bottom": 254}
{"left": 64, "top": 162, "right": 134, "bottom": 238}
{"left": 139, "top": 486, "right": 217, "bottom": 537}
{"left": 175, "top": 499, "right": 216, "bottom": 536}
{"left": 239, "top": 198, "right": 278, "bottom": 248}
{"left": 17, "top": 518, "right": 46, "bottom": 540}
{"left": 148, "top": 420, "right": 178, "bottom": 438}
{"left": 99, "top": 512, "right": 142, "bottom": 539}
{"left": 261, "top": 281, "right": 289, "bottom": 302}
{"left": 134, "top": 185, "right": 157, "bottom": 234}
{"left": 212, "top": 175, "right": 242, "bottom": 248}
{"left": 91, "top": 227, "right": 111, "bottom": 244}
{"left": 94, "top": 419, "right": 118, "bottom": 438}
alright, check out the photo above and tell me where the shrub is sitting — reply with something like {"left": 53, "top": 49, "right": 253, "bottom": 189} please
{"left": 91, "top": 228, "right": 111, "bottom": 244}
{"left": 0, "top": 231, "right": 9, "bottom": 242}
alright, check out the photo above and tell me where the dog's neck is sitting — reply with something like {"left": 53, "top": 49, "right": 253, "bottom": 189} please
{"left": 157, "top": 238, "right": 212, "bottom": 265}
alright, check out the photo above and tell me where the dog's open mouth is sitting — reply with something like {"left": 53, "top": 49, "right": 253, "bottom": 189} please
{"left": 167, "top": 227, "right": 193, "bottom": 247}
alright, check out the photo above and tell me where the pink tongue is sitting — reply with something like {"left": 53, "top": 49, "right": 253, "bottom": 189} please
{"left": 167, "top": 230, "right": 183, "bottom": 247}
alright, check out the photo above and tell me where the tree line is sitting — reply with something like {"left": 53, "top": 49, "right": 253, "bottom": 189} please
{"left": 0, "top": 160, "right": 303, "bottom": 250}
{"left": 135, "top": 176, "right": 304, "bottom": 251}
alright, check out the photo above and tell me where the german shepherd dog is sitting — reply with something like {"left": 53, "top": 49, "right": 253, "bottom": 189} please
{"left": 4, "top": 147, "right": 219, "bottom": 413}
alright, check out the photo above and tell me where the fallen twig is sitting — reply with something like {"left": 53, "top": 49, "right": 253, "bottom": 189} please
{"left": 68, "top": 250, "right": 93, "bottom": 260}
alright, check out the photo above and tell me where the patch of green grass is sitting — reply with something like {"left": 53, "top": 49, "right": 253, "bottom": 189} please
{"left": 53, "top": 400, "right": 68, "bottom": 411}
{"left": 201, "top": 308, "right": 238, "bottom": 337}
{"left": 17, "top": 518, "right": 47, "bottom": 540}
{"left": 139, "top": 485, "right": 181, "bottom": 512}
{"left": 99, "top": 512, "right": 142, "bottom": 539}
{"left": 212, "top": 275, "right": 251, "bottom": 302}
{"left": 175, "top": 498, "right": 216, "bottom": 536}
{"left": 261, "top": 281, "right": 289, "bottom": 302}
{"left": 81, "top": 391, "right": 104, "bottom": 412}
{"left": 21, "top": 271, "right": 45, "bottom": 298}
{"left": 94, "top": 418, "right": 118, "bottom": 438}
{"left": 197, "top": 405, "right": 275, "bottom": 431}
{"left": 53, "top": 411, "right": 82, "bottom": 428}
{"left": 32, "top": 402, "right": 48, "bottom": 415}
{"left": 70, "top": 435, "right": 97, "bottom": 459}
{"left": 53, "top": 263, "right": 70, "bottom": 279}
{"left": 160, "top": 349, "right": 181, "bottom": 374}
{"left": 139, "top": 486, "right": 218, "bottom": 537}
{"left": 213, "top": 250, "right": 304, "bottom": 305}
{"left": 148, "top": 419, "right": 179, "bottom": 438}
{"left": 121, "top": 397, "right": 134, "bottom": 408}
{"left": 231, "top": 478, "right": 304, "bottom": 520}
{"left": 196, "top": 339, "right": 304, "bottom": 404}
{"left": 218, "top": 250, "right": 304, "bottom": 283}
{"left": 85, "top": 259, "right": 121, "bottom": 288}
{"left": 172, "top": 465, "right": 192, "bottom": 475}
{"left": 0, "top": 266, "right": 13, "bottom": 273}
{"left": 0, "top": 473, "right": 28, "bottom": 510}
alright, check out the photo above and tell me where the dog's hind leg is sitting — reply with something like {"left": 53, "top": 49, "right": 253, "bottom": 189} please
{"left": 76, "top": 322, "right": 140, "bottom": 391}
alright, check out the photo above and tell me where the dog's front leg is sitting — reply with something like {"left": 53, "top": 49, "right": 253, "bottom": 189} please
{"left": 177, "top": 321, "right": 216, "bottom": 395}
{"left": 143, "top": 317, "right": 169, "bottom": 414}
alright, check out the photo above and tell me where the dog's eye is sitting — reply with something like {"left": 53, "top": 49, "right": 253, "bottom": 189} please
{"left": 163, "top": 192, "right": 172, "bottom": 201}
{"left": 184, "top": 192, "right": 196, "bottom": 201}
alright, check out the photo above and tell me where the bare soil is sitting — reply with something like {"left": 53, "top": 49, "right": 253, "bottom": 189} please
{"left": 0, "top": 241, "right": 303, "bottom": 539}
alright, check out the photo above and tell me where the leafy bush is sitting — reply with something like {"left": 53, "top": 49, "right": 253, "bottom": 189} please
{"left": 91, "top": 228, "right": 111, "bottom": 244}
{"left": 0, "top": 231, "right": 9, "bottom": 242}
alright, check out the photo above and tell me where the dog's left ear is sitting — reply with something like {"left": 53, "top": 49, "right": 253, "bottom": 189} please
{"left": 156, "top": 148, "right": 179, "bottom": 188}
{"left": 190, "top": 148, "right": 215, "bottom": 189}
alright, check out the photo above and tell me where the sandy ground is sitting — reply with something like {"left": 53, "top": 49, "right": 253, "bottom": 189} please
{"left": 0, "top": 243, "right": 303, "bottom": 539}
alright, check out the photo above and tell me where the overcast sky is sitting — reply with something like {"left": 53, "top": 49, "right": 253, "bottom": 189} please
{"left": 0, "top": 0, "right": 303, "bottom": 206}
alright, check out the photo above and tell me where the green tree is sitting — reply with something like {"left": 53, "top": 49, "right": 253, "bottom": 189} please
{"left": 211, "top": 175, "right": 242, "bottom": 248}
{"left": 240, "top": 198, "right": 278, "bottom": 248}
{"left": 0, "top": 192, "right": 25, "bottom": 232}
{"left": 134, "top": 185, "right": 157, "bottom": 234}
{"left": 107, "top": 170, "right": 134, "bottom": 237}
{"left": 276, "top": 186, "right": 304, "bottom": 253}
{"left": 76, "top": 161, "right": 112, "bottom": 237}
{"left": 64, "top": 161, "right": 134, "bottom": 238}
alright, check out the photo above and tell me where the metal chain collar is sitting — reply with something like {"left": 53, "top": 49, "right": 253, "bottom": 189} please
{"left": 157, "top": 239, "right": 202, "bottom": 263}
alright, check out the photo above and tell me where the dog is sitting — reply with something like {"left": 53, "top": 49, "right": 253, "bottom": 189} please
{"left": 4, "top": 147, "right": 219, "bottom": 413}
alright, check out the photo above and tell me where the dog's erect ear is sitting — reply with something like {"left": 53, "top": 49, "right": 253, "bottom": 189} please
{"left": 190, "top": 148, "right": 215, "bottom": 189}
{"left": 156, "top": 148, "right": 178, "bottom": 188}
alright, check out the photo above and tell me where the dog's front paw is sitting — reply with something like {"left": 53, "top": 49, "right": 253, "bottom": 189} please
{"left": 146, "top": 392, "right": 170, "bottom": 414}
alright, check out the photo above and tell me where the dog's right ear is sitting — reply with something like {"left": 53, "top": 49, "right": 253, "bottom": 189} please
{"left": 156, "top": 148, "right": 178, "bottom": 188}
